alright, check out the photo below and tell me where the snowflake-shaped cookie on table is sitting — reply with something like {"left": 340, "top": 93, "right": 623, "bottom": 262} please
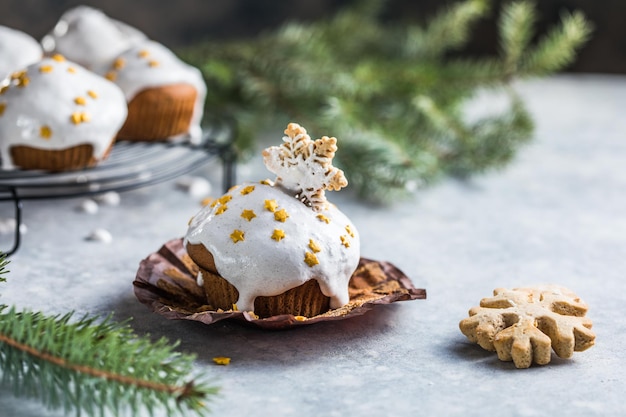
{"left": 459, "top": 285, "right": 595, "bottom": 368}
{"left": 262, "top": 122, "right": 347, "bottom": 211}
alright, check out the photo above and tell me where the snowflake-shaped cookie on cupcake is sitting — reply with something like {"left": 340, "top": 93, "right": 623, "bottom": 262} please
{"left": 185, "top": 123, "right": 360, "bottom": 318}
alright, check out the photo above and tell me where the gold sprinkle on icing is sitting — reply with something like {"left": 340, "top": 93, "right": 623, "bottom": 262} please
{"left": 113, "top": 58, "right": 126, "bottom": 70}
{"left": 74, "top": 96, "right": 86, "bottom": 105}
{"left": 16, "top": 76, "right": 29, "bottom": 88}
{"left": 70, "top": 112, "right": 82, "bottom": 124}
{"left": 138, "top": 49, "right": 150, "bottom": 58}
{"left": 201, "top": 197, "right": 215, "bottom": 207}
{"left": 0, "top": 85, "right": 8, "bottom": 95}
{"left": 271, "top": 229, "right": 285, "bottom": 241}
{"left": 345, "top": 225, "right": 355, "bottom": 238}
{"left": 240, "top": 185, "right": 255, "bottom": 195}
{"left": 317, "top": 214, "right": 330, "bottom": 224}
{"left": 308, "top": 239, "right": 321, "bottom": 253}
{"left": 87, "top": 90, "right": 98, "bottom": 99}
{"left": 39, "top": 125, "right": 52, "bottom": 139}
{"left": 259, "top": 179, "right": 273, "bottom": 186}
{"left": 304, "top": 252, "right": 319, "bottom": 267}
{"left": 148, "top": 60, "right": 160, "bottom": 67}
{"left": 67, "top": 66, "right": 77, "bottom": 74}
{"left": 52, "top": 54, "right": 65, "bottom": 62}
{"left": 0, "top": 103, "right": 5, "bottom": 116}
{"left": 80, "top": 112, "right": 91, "bottom": 123}
{"left": 274, "top": 209, "right": 289, "bottom": 222}
{"left": 39, "top": 65, "right": 53, "bottom": 73}
{"left": 105, "top": 71, "right": 117, "bottom": 81}
{"left": 70, "top": 112, "right": 90, "bottom": 124}
{"left": 230, "top": 229, "right": 245, "bottom": 243}
{"left": 241, "top": 209, "right": 256, "bottom": 222}
{"left": 340, "top": 235, "right": 351, "bottom": 248}
{"left": 215, "top": 204, "right": 228, "bottom": 215}
{"left": 10, "top": 70, "right": 26, "bottom": 80}
{"left": 264, "top": 199, "right": 278, "bottom": 212}
{"left": 209, "top": 199, "right": 218, "bottom": 208}
{"left": 218, "top": 194, "right": 232, "bottom": 205}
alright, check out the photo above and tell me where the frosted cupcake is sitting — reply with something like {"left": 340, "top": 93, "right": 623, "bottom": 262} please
{"left": 0, "top": 26, "right": 43, "bottom": 79}
{"left": 185, "top": 123, "right": 360, "bottom": 317}
{"left": 96, "top": 41, "right": 206, "bottom": 142}
{"left": 0, "top": 55, "right": 127, "bottom": 171}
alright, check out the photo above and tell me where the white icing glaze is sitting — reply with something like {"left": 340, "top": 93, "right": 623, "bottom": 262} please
{"left": 41, "top": 6, "right": 146, "bottom": 69}
{"left": 94, "top": 41, "right": 206, "bottom": 141}
{"left": 0, "top": 56, "right": 128, "bottom": 170}
{"left": 185, "top": 182, "right": 360, "bottom": 313}
{"left": 0, "top": 26, "right": 43, "bottom": 79}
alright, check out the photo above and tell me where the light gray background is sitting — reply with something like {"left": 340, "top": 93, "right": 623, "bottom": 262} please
{"left": 1, "top": 75, "right": 624, "bottom": 416}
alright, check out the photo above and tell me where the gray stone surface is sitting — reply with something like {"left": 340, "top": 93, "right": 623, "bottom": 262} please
{"left": 0, "top": 75, "right": 624, "bottom": 416}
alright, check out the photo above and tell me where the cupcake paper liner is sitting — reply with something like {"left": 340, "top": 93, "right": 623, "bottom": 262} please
{"left": 134, "top": 238, "right": 427, "bottom": 330}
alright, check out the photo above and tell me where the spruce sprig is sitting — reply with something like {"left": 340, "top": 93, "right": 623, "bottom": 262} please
{"left": 0, "top": 255, "right": 218, "bottom": 417}
{"left": 181, "top": 0, "right": 591, "bottom": 202}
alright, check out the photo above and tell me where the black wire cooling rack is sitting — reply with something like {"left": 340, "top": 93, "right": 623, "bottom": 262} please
{"left": 0, "top": 126, "right": 237, "bottom": 255}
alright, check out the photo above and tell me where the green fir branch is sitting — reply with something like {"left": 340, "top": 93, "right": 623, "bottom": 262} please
{"left": 519, "top": 9, "right": 593, "bottom": 76}
{"left": 0, "top": 257, "right": 218, "bottom": 417}
{"left": 181, "top": 0, "right": 591, "bottom": 202}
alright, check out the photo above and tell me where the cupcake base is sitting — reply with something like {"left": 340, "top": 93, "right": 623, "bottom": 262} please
{"left": 9, "top": 143, "right": 112, "bottom": 171}
{"left": 187, "top": 243, "right": 331, "bottom": 318}
{"left": 116, "top": 83, "right": 197, "bottom": 141}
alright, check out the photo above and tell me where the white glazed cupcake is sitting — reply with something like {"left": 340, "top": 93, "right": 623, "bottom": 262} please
{"left": 185, "top": 123, "right": 360, "bottom": 318}
{"left": 0, "top": 55, "right": 127, "bottom": 171}
{"left": 0, "top": 26, "right": 43, "bottom": 79}
{"left": 96, "top": 41, "right": 207, "bottom": 142}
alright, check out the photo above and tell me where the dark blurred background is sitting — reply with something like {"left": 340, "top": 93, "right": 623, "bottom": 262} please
{"left": 0, "top": 0, "right": 623, "bottom": 73}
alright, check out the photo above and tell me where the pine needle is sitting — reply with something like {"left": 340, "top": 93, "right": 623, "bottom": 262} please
{"left": 0, "top": 255, "right": 218, "bottom": 417}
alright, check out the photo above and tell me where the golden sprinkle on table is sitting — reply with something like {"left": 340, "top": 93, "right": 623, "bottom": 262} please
{"left": 294, "top": 316, "right": 307, "bottom": 321}
{"left": 271, "top": 229, "right": 285, "bottom": 242}
{"left": 241, "top": 209, "right": 256, "bottom": 222}
{"left": 274, "top": 208, "right": 289, "bottom": 222}
{"left": 304, "top": 251, "right": 319, "bottom": 267}
{"left": 74, "top": 96, "right": 86, "bottom": 105}
{"left": 39, "top": 65, "right": 53, "bottom": 73}
{"left": 39, "top": 125, "right": 52, "bottom": 139}
{"left": 212, "top": 357, "right": 231, "bottom": 366}
{"left": 87, "top": 90, "right": 98, "bottom": 99}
